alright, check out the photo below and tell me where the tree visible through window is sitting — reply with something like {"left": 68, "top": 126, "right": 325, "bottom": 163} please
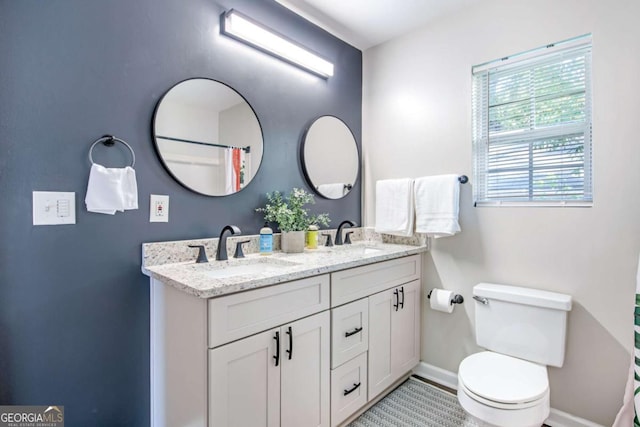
{"left": 472, "top": 35, "right": 592, "bottom": 205}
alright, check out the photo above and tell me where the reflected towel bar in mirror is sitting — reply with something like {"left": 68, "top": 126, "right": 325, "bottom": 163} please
{"left": 156, "top": 135, "right": 250, "bottom": 153}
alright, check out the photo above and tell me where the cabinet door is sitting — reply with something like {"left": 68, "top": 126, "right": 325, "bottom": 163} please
{"left": 367, "top": 288, "right": 394, "bottom": 399}
{"left": 209, "top": 328, "right": 280, "bottom": 427}
{"left": 368, "top": 280, "right": 421, "bottom": 400}
{"left": 391, "top": 280, "right": 421, "bottom": 378}
{"left": 280, "top": 311, "right": 330, "bottom": 427}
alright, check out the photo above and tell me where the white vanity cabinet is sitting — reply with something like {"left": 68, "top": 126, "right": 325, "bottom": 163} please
{"left": 210, "top": 311, "right": 330, "bottom": 427}
{"left": 150, "top": 274, "right": 330, "bottom": 427}
{"left": 328, "top": 254, "right": 421, "bottom": 425}
{"left": 207, "top": 274, "right": 331, "bottom": 427}
{"left": 149, "top": 251, "right": 422, "bottom": 427}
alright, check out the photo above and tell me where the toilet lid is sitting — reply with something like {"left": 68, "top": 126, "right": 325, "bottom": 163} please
{"left": 458, "top": 352, "right": 548, "bottom": 404}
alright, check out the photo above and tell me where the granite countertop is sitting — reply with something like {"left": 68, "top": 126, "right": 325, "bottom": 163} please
{"left": 142, "top": 229, "right": 427, "bottom": 299}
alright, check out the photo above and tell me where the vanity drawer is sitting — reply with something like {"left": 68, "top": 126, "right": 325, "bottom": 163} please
{"left": 331, "top": 352, "right": 368, "bottom": 427}
{"left": 331, "top": 299, "right": 368, "bottom": 369}
{"left": 208, "top": 274, "right": 330, "bottom": 348}
{"left": 331, "top": 255, "right": 420, "bottom": 307}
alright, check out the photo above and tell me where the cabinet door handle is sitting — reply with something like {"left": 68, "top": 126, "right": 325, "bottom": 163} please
{"left": 393, "top": 288, "right": 399, "bottom": 311}
{"left": 343, "top": 382, "right": 361, "bottom": 396}
{"left": 399, "top": 286, "right": 405, "bottom": 309}
{"left": 286, "top": 326, "right": 293, "bottom": 360}
{"left": 344, "top": 327, "right": 363, "bottom": 338}
{"left": 273, "top": 331, "right": 280, "bottom": 367}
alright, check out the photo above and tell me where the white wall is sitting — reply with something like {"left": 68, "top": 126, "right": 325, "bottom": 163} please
{"left": 304, "top": 117, "right": 359, "bottom": 188}
{"left": 219, "top": 102, "right": 264, "bottom": 180}
{"left": 363, "top": 0, "right": 640, "bottom": 424}
{"left": 156, "top": 101, "right": 225, "bottom": 194}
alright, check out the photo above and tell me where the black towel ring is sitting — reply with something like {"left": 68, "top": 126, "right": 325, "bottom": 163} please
{"left": 88, "top": 135, "right": 136, "bottom": 167}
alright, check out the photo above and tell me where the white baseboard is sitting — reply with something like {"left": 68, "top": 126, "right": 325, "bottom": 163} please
{"left": 412, "top": 361, "right": 458, "bottom": 390}
{"left": 412, "top": 362, "right": 604, "bottom": 427}
{"left": 545, "top": 408, "right": 605, "bottom": 427}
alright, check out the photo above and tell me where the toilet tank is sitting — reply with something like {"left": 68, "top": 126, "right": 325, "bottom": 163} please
{"left": 474, "top": 283, "right": 572, "bottom": 368}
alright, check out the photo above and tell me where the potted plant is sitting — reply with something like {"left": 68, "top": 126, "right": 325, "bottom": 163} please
{"left": 256, "top": 188, "right": 330, "bottom": 253}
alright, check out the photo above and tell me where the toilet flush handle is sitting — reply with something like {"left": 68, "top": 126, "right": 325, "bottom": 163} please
{"left": 473, "top": 296, "right": 489, "bottom": 305}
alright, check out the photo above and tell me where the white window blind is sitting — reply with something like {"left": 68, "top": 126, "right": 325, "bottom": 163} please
{"left": 472, "top": 35, "right": 592, "bottom": 206}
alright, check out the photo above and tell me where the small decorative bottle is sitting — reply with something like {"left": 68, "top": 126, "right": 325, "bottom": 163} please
{"left": 259, "top": 222, "right": 273, "bottom": 255}
{"left": 306, "top": 225, "right": 319, "bottom": 249}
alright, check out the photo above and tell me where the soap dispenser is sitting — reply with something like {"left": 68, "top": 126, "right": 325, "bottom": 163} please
{"left": 259, "top": 222, "right": 273, "bottom": 255}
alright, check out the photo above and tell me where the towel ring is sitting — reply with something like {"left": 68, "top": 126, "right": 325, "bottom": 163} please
{"left": 88, "top": 135, "right": 136, "bottom": 167}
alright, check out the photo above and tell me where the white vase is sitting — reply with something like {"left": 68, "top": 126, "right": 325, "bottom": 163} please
{"left": 281, "top": 230, "right": 305, "bottom": 253}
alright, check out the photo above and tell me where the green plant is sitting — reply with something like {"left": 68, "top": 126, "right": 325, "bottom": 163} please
{"left": 256, "top": 188, "right": 330, "bottom": 232}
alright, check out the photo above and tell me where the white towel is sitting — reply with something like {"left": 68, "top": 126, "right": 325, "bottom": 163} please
{"left": 317, "top": 183, "right": 345, "bottom": 199}
{"left": 375, "top": 178, "right": 414, "bottom": 237}
{"left": 85, "top": 164, "right": 138, "bottom": 215}
{"left": 414, "top": 174, "right": 460, "bottom": 238}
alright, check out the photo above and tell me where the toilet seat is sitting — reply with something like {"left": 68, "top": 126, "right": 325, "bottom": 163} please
{"left": 458, "top": 351, "right": 549, "bottom": 409}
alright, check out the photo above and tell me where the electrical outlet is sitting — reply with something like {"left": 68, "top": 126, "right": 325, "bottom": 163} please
{"left": 150, "top": 195, "right": 169, "bottom": 223}
{"left": 33, "top": 191, "right": 76, "bottom": 225}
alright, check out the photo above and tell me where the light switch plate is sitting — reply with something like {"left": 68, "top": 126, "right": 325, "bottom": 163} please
{"left": 150, "top": 194, "right": 169, "bottom": 223}
{"left": 33, "top": 191, "right": 76, "bottom": 225}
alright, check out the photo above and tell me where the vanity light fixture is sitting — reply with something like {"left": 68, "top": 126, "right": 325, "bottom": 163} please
{"left": 221, "top": 9, "right": 334, "bottom": 79}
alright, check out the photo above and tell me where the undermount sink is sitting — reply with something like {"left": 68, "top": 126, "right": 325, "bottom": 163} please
{"left": 360, "top": 246, "right": 383, "bottom": 255}
{"left": 202, "top": 258, "right": 300, "bottom": 279}
{"left": 331, "top": 244, "right": 383, "bottom": 256}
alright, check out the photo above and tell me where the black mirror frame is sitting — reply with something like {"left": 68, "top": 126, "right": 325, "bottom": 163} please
{"left": 151, "top": 77, "right": 265, "bottom": 197}
{"left": 299, "top": 115, "right": 360, "bottom": 200}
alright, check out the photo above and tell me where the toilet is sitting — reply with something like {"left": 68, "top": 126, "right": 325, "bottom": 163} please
{"left": 457, "top": 283, "right": 572, "bottom": 427}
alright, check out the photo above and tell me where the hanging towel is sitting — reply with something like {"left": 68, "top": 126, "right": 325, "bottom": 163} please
{"left": 613, "top": 253, "right": 640, "bottom": 427}
{"left": 85, "top": 164, "right": 138, "bottom": 214}
{"left": 233, "top": 148, "right": 242, "bottom": 190}
{"left": 414, "top": 174, "right": 460, "bottom": 238}
{"left": 318, "top": 183, "right": 345, "bottom": 199}
{"left": 374, "top": 178, "right": 414, "bottom": 237}
{"left": 224, "top": 148, "right": 234, "bottom": 195}
{"left": 224, "top": 148, "right": 244, "bottom": 194}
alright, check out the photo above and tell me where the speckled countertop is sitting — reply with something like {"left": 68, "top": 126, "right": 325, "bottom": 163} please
{"left": 142, "top": 228, "right": 428, "bottom": 299}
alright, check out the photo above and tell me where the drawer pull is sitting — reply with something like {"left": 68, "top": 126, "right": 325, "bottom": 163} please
{"left": 343, "top": 382, "right": 361, "bottom": 396}
{"left": 344, "top": 327, "right": 363, "bottom": 338}
{"left": 393, "top": 288, "right": 399, "bottom": 311}
{"left": 286, "top": 326, "right": 293, "bottom": 360}
{"left": 273, "top": 331, "right": 280, "bottom": 367}
{"left": 399, "top": 286, "right": 405, "bottom": 309}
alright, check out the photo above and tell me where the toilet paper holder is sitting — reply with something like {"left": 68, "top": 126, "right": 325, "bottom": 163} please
{"left": 427, "top": 289, "right": 464, "bottom": 305}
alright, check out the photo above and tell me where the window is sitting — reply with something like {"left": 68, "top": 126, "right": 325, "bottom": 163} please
{"left": 472, "top": 35, "right": 592, "bottom": 206}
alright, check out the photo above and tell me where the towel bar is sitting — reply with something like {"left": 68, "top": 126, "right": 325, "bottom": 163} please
{"left": 458, "top": 175, "right": 469, "bottom": 184}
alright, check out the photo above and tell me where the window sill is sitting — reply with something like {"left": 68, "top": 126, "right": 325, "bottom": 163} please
{"left": 474, "top": 200, "right": 593, "bottom": 208}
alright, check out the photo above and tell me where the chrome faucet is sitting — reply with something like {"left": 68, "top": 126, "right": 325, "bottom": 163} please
{"left": 335, "top": 220, "right": 357, "bottom": 245}
{"left": 216, "top": 225, "right": 241, "bottom": 261}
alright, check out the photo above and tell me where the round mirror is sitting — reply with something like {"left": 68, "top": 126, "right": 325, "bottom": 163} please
{"left": 301, "top": 116, "right": 359, "bottom": 199}
{"left": 153, "top": 78, "right": 264, "bottom": 196}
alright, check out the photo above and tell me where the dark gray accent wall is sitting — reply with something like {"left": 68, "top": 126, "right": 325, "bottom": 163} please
{"left": 0, "top": 1, "right": 362, "bottom": 425}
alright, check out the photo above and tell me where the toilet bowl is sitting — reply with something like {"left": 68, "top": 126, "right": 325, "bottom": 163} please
{"left": 457, "top": 351, "right": 549, "bottom": 427}
{"left": 457, "top": 283, "right": 572, "bottom": 427}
